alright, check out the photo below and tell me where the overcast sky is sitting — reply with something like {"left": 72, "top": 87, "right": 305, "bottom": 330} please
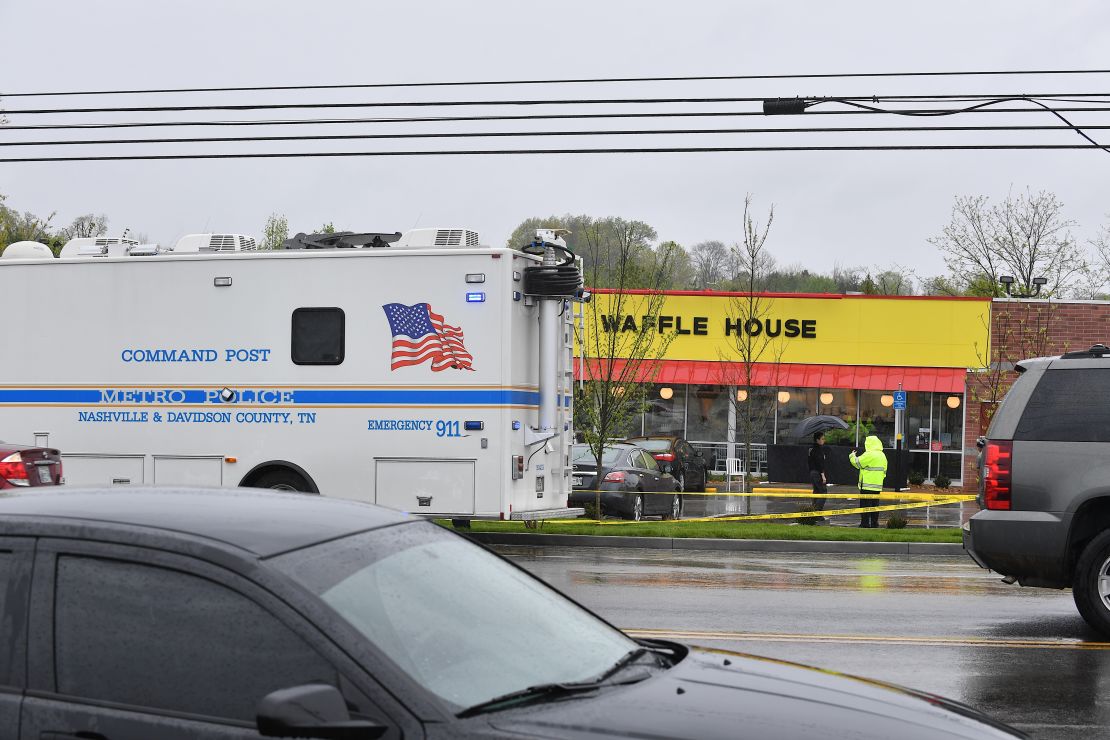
{"left": 3, "top": 0, "right": 1110, "bottom": 282}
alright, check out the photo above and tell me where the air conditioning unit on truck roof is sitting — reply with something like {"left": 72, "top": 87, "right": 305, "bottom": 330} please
{"left": 0, "top": 226, "right": 584, "bottom": 522}
{"left": 173, "top": 233, "right": 257, "bottom": 253}
{"left": 393, "top": 228, "right": 482, "bottom": 249}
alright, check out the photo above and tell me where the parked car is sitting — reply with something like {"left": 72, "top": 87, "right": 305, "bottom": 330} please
{"left": 964, "top": 343, "right": 1110, "bottom": 635}
{"left": 0, "top": 440, "right": 62, "bottom": 488}
{"left": 0, "top": 487, "right": 1023, "bottom": 739}
{"left": 568, "top": 443, "right": 681, "bottom": 520}
{"left": 624, "top": 435, "right": 709, "bottom": 492}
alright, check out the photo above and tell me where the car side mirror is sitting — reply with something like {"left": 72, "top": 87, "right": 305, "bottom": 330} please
{"left": 257, "top": 684, "right": 388, "bottom": 739}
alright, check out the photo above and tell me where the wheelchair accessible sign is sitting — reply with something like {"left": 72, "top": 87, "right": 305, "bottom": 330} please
{"left": 893, "top": 390, "right": 907, "bottom": 410}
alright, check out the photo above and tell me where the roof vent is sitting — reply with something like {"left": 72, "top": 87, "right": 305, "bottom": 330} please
{"left": 0, "top": 241, "right": 55, "bottom": 260}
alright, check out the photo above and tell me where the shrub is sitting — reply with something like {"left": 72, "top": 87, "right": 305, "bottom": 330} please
{"left": 933, "top": 473, "right": 952, "bottom": 490}
{"left": 908, "top": 470, "right": 926, "bottom": 486}
{"left": 583, "top": 502, "right": 601, "bottom": 520}
{"left": 886, "top": 513, "right": 908, "bottom": 529}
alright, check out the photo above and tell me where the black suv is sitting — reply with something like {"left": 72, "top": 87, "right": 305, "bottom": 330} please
{"left": 965, "top": 344, "right": 1110, "bottom": 635}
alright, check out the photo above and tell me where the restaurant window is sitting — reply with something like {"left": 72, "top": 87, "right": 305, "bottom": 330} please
{"left": 905, "top": 392, "right": 933, "bottom": 452}
{"left": 932, "top": 392, "right": 964, "bottom": 452}
{"left": 816, "top": 389, "right": 858, "bottom": 447}
{"left": 775, "top": 388, "right": 817, "bottom": 443}
{"left": 644, "top": 384, "right": 686, "bottom": 437}
{"left": 732, "top": 387, "right": 775, "bottom": 446}
{"left": 686, "top": 385, "right": 729, "bottom": 442}
{"left": 858, "top": 390, "right": 896, "bottom": 448}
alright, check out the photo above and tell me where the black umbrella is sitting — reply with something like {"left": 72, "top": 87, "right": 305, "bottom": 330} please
{"left": 792, "top": 415, "right": 850, "bottom": 439}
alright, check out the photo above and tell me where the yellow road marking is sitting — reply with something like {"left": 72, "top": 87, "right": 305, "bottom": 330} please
{"left": 624, "top": 628, "right": 1110, "bottom": 651}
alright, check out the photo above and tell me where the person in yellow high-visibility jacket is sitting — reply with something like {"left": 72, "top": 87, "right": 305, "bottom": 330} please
{"left": 849, "top": 434, "right": 888, "bottom": 528}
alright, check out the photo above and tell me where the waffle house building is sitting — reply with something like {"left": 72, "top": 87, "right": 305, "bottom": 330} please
{"left": 576, "top": 290, "right": 993, "bottom": 488}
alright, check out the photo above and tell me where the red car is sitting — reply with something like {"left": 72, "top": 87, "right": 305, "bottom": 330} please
{"left": 0, "top": 441, "right": 63, "bottom": 489}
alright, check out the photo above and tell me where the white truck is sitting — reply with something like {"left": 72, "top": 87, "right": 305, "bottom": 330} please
{"left": 0, "top": 227, "right": 583, "bottom": 520}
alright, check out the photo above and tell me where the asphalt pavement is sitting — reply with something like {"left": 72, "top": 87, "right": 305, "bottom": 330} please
{"left": 499, "top": 545, "right": 1109, "bottom": 740}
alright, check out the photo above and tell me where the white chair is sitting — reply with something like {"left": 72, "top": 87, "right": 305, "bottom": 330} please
{"left": 725, "top": 457, "right": 744, "bottom": 492}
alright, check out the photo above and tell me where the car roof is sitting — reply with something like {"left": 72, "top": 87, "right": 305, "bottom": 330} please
{"left": 0, "top": 487, "right": 410, "bottom": 557}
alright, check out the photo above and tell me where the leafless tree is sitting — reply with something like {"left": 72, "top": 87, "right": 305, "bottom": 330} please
{"left": 62, "top": 214, "right": 109, "bottom": 241}
{"left": 929, "top": 189, "right": 1085, "bottom": 297}
{"left": 718, "top": 195, "right": 783, "bottom": 496}
{"left": 689, "top": 240, "right": 729, "bottom": 289}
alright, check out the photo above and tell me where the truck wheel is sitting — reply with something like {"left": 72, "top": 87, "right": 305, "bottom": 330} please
{"left": 1072, "top": 529, "right": 1110, "bottom": 635}
{"left": 252, "top": 468, "right": 313, "bottom": 493}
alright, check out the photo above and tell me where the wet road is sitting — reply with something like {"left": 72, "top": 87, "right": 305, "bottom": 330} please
{"left": 499, "top": 545, "right": 1108, "bottom": 739}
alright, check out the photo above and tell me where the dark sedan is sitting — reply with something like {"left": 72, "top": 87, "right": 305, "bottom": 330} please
{"left": 625, "top": 435, "right": 709, "bottom": 492}
{"left": 0, "top": 440, "right": 62, "bottom": 488}
{"left": 568, "top": 442, "right": 680, "bottom": 520}
{"left": 0, "top": 487, "right": 1023, "bottom": 739}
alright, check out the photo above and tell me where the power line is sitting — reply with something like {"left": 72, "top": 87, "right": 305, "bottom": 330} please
{"left": 6, "top": 92, "right": 1110, "bottom": 116}
{"left": 5, "top": 105, "right": 1110, "bottom": 132}
{"left": 7, "top": 123, "right": 1110, "bottom": 148}
{"left": 5, "top": 68, "right": 1110, "bottom": 98}
{"left": 2, "top": 143, "right": 1104, "bottom": 164}
{"left": 814, "top": 97, "right": 1110, "bottom": 155}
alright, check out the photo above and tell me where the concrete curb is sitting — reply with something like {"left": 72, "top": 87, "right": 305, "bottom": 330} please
{"left": 464, "top": 531, "right": 965, "bottom": 555}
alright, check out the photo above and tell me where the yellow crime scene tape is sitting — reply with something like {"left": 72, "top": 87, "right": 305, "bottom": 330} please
{"left": 557, "top": 488, "right": 974, "bottom": 525}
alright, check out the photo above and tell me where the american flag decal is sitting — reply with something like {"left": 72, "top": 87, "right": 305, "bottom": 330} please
{"left": 382, "top": 303, "right": 475, "bottom": 372}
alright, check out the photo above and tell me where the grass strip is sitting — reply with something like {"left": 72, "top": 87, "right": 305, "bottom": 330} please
{"left": 441, "top": 519, "right": 963, "bottom": 543}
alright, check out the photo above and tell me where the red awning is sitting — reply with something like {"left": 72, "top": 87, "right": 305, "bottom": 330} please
{"left": 574, "top": 359, "right": 965, "bottom": 393}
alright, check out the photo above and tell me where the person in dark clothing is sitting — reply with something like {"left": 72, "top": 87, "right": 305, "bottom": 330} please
{"left": 807, "top": 432, "right": 828, "bottom": 523}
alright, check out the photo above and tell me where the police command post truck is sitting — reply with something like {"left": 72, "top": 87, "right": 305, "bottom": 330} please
{"left": 0, "top": 228, "right": 583, "bottom": 520}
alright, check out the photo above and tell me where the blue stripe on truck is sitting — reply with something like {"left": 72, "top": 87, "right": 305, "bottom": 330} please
{"left": 0, "top": 388, "right": 571, "bottom": 407}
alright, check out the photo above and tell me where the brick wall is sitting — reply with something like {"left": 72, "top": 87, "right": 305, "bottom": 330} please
{"left": 961, "top": 299, "right": 1110, "bottom": 488}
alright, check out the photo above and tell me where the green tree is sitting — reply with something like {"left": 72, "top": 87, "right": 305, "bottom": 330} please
{"left": 574, "top": 217, "right": 678, "bottom": 516}
{"left": 262, "top": 213, "right": 289, "bottom": 250}
{"left": 657, "top": 240, "right": 695, "bottom": 289}
{"left": 0, "top": 204, "right": 57, "bottom": 255}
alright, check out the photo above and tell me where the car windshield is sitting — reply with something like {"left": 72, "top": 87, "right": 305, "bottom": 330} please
{"left": 270, "top": 521, "right": 636, "bottom": 711}
{"left": 571, "top": 444, "right": 624, "bottom": 465}
{"left": 630, "top": 439, "right": 672, "bottom": 452}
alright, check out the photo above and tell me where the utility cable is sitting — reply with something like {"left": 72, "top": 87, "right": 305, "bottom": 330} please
{"left": 813, "top": 96, "right": 1110, "bottom": 154}
{"left": 6, "top": 91, "right": 1110, "bottom": 116}
{"left": 7, "top": 123, "right": 1110, "bottom": 148}
{"left": 5, "top": 106, "right": 1110, "bottom": 132}
{"left": 5, "top": 68, "right": 1110, "bottom": 97}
